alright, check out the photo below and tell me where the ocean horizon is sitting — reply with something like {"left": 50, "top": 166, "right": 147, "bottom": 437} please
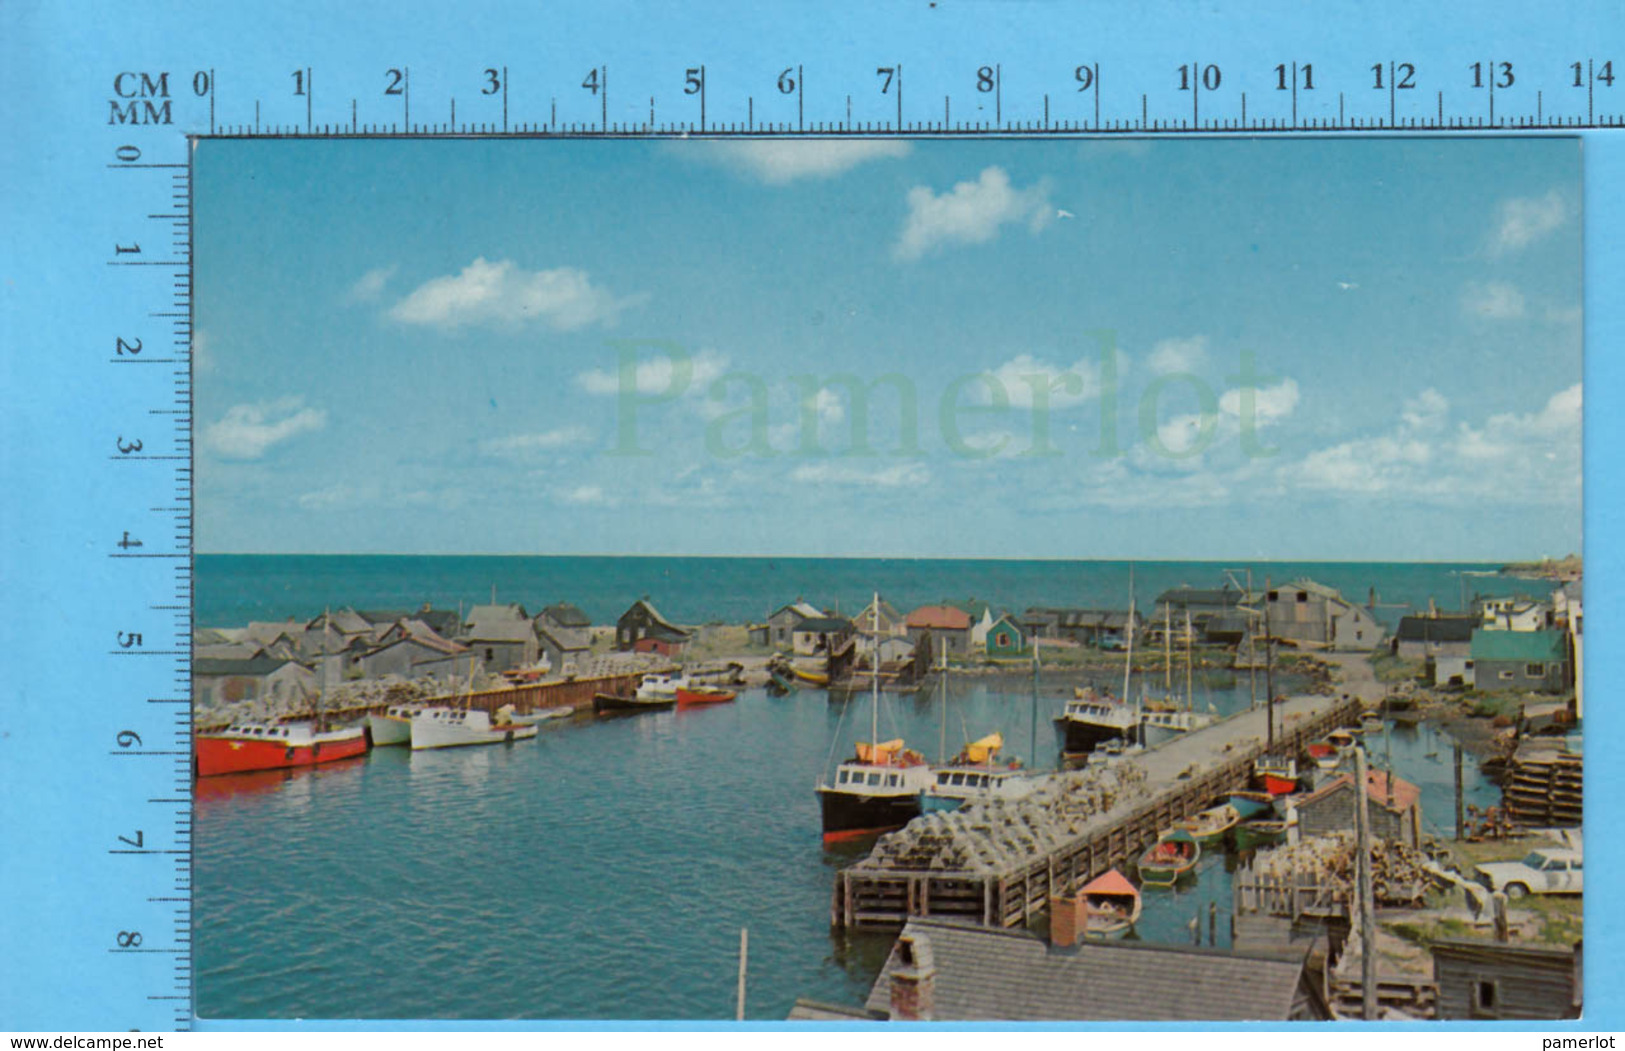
{"left": 196, "top": 553, "right": 1555, "bottom": 631}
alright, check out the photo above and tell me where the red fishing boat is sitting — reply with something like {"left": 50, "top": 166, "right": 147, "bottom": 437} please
{"left": 195, "top": 720, "right": 368, "bottom": 777}
{"left": 676, "top": 685, "right": 737, "bottom": 706}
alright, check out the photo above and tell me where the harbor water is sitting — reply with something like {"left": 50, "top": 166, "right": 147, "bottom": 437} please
{"left": 196, "top": 673, "right": 1499, "bottom": 1019}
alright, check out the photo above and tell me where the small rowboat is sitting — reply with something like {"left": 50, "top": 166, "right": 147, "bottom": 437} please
{"left": 1138, "top": 828, "right": 1201, "bottom": 886}
{"left": 1236, "top": 818, "right": 1289, "bottom": 850}
{"left": 510, "top": 706, "right": 574, "bottom": 725}
{"left": 592, "top": 692, "right": 676, "bottom": 716}
{"left": 1328, "top": 729, "right": 1357, "bottom": 753}
{"left": 1227, "top": 790, "right": 1277, "bottom": 821}
{"left": 1308, "top": 739, "right": 1342, "bottom": 771}
{"left": 1175, "top": 803, "right": 1241, "bottom": 845}
{"left": 676, "top": 685, "right": 737, "bottom": 706}
{"left": 1358, "top": 710, "right": 1384, "bottom": 733}
{"left": 1079, "top": 869, "right": 1142, "bottom": 939}
{"left": 791, "top": 666, "right": 830, "bottom": 686}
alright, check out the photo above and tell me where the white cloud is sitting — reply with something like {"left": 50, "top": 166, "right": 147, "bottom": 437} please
{"left": 1284, "top": 383, "right": 1579, "bottom": 505}
{"left": 1219, "top": 378, "right": 1300, "bottom": 427}
{"left": 479, "top": 427, "right": 593, "bottom": 457}
{"left": 980, "top": 352, "right": 1116, "bottom": 411}
{"left": 1147, "top": 336, "right": 1208, "bottom": 375}
{"left": 576, "top": 348, "right": 730, "bottom": 398}
{"left": 1462, "top": 281, "right": 1526, "bottom": 320}
{"left": 348, "top": 265, "right": 397, "bottom": 302}
{"left": 789, "top": 461, "right": 930, "bottom": 488}
{"left": 388, "top": 258, "right": 633, "bottom": 330}
{"left": 1400, "top": 388, "right": 1450, "bottom": 431}
{"left": 204, "top": 396, "right": 326, "bottom": 460}
{"left": 560, "top": 484, "right": 612, "bottom": 507}
{"left": 1493, "top": 191, "right": 1567, "bottom": 255}
{"left": 698, "top": 140, "right": 910, "bottom": 183}
{"left": 894, "top": 167, "right": 1053, "bottom": 261}
{"left": 1294, "top": 435, "right": 1433, "bottom": 494}
{"left": 1454, "top": 384, "right": 1580, "bottom": 462}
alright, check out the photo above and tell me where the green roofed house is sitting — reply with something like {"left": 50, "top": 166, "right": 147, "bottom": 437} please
{"left": 1470, "top": 629, "right": 1570, "bottom": 693}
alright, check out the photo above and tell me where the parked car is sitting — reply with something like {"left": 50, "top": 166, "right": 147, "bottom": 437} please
{"left": 1476, "top": 847, "right": 1583, "bottom": 898}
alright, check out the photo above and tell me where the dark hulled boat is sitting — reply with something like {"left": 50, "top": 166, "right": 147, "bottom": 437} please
{"left": 592, "top": 692, "right": 675, "bottom": 716}
{"left": 817, "top": 739, "right": 933, "bottom": 842}
{"left": 1053, "top": 687, "right": 1140, "bottom": 754}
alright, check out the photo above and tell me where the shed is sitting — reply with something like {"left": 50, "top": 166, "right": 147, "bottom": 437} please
{"left": 862, "top": 919, "right": 1327, "bottom": 1021}
{"left": 539, "top": 602, "right": 592, "bottom": 631}
{"left": 984, "top": 614, "right": 1028, "bottom": 658}
{"left": 534, "top": 622, "right": 591, "bottom": 676}
{"left": 791, "top": 616, "right": 853, "bottom": 657}
{"left": 1292, "top": 770, "right": 1422, "bottom": 848}
{"left": 1432, "top": 939, "right": 1580, "bottom": 1020}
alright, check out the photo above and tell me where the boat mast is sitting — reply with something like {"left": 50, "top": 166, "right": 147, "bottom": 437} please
{"left": 1121, "top": 566, "right": 1135, "bottom": 702}
{"left": 871, "top": 591, "right": 880, "bottom": 753}
{"left": 938, "top": 644, "right": 947, "bottom": 765}
{"left": 1184, "top": 609, "right": 1195, "bottom": 714}
{"left": 1163, "top": 604, "right": 1172, "bottom": 698}
{"left": 1030, "top": 632, "right": 1040, "bottom": 770}
{"left": 1264, "top": 575, "right": 1275, "bottom": 753}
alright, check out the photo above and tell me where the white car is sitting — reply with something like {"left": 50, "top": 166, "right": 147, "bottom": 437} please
{"left": 1476, "top": 848, "right": 1583, "bottom": 898}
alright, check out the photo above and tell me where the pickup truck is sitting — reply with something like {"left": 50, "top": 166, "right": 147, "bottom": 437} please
{"left": 1476, "top": 847, "right": 1583, "bottom": 898}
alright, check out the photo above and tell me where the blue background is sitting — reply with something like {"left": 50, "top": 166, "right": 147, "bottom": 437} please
{"left": 1, "top": 0, "right": 1620, "bottom": 1032}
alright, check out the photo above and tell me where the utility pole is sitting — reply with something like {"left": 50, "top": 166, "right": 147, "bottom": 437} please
{"left": 1355, "top": 745, "right": 1377, "bottom": 1021}
{"left": 1454, "top": 743, "right": 1465, "bottom": 841}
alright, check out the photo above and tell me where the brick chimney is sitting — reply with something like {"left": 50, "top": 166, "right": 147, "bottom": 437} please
{"left": 1049, "top": 892, "right": 1084, "bottom": 947}
{"left": 888, "top": 930, "right": 937, "bottom": 1021}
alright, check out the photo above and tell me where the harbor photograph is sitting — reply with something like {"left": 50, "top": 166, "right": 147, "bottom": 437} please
{"left": 191, "top": 137, "right": 1582, "bottom": 1021}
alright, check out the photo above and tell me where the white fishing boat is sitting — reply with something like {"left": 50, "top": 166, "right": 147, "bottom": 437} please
{"left": 635, "top": 672, "right": 689, "bottom": 700}
{"left": 410, "top": 705, "right": 538, "bottom": 750}
{"left": 367, "top": 703, "right": 429, "bottom": 746}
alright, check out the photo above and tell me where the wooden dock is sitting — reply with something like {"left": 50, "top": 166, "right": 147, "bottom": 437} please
{"left": 831, "top": 691, "right": 1362, "bottom": 929}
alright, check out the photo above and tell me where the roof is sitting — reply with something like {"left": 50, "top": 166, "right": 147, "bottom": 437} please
{"left": 238, "top": 620, "right": 305, "bottom": 646}
{"left": 357, "top": 609, "right": 414, "bottom": 627}
{"left": 534, "top": 623, "right": 590, "bottom": 652}
{"left": 377, "top": 619, "right": 465, "bottom": 655}
{"left": 769, "top": 600, "right": 826, "bottom": 622}
{"left": 907, "top": 605, "right": 973, "bottom": 631}
{"left": 1296, "top": 769, "right": 1421, "bottom": 813}
{"left": 540, "top": 602, "right": 592, "bottom": 628}
{"left": 863, "top": 919, "right": 1309, "bottom": 1021}
{"left": 193, "top": 656, "right": 299, "bottom": 677}
{"left": 1155, "top": 586, "right": 1248, "bottom": 608}
{"left": 786, "top": 998, "right": 884, "bottom": 1021}
{"left": 463, "top": 603, "right": 538, "bottom": 642}
{"left": 1470, "top": 628, "right": 1567, "bottom": 662}
{"left": 794, "top": 616, "right": 852, "bottom": 633}
{"left": 619, "top": 597, "right": 687, "bottom": 636}
{"left": 1026, "top": 608, "right": 1138, "bottom": 630}
{"left": 1396, "top": 615, "right": 1476, "bottom": 643}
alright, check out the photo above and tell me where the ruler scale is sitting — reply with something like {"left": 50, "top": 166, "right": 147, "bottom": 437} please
{"left": 84, "top": 43, "right": 1617, "bottom": 1031}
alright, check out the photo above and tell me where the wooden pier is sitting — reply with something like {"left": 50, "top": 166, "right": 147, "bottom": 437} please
{"left": 831, "top": 691, "right": 1361, "bottom": 930}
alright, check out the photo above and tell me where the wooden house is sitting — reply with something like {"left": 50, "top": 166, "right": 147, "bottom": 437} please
{"left": 1263, "top": 579, "right": 1383, "bottom": 651}
{"left": 192, "top": 656, "right": 318, "bottom": 711}
{"left": 361, "top": 619, "right": 468, "bottom": 679}
{"left": 459, "top": 603, "right": 539, "bottom": 673}
{"left": 534, "top": 621, "right": 591, "bottom": 677}
{"left": 1432, "top": 939, "right": 1580, "bottom": 1020}
{"left": 852, "top": 595, "right": 908, "bottom": 637}
{"left": 791, "top": 616, "right": 853, "bottom": 657}
{"left": 615, "top": 597, "right": 690, "bottom": 654}
{"left": 766, "top": 599, "right": 824, "bottom": 649}
{"left": 538, "top": 602, "right": 592, "bottom": 633}
{"left": 906, "top": 605, "right": 973, "bottom": 657}
{"left": 1292, "top": 769, "right": 1422, "bottom": 848}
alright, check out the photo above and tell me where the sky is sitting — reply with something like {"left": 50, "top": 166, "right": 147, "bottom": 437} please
{"left": 194, "top": 137, "right": 1582, "bottom": 560}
